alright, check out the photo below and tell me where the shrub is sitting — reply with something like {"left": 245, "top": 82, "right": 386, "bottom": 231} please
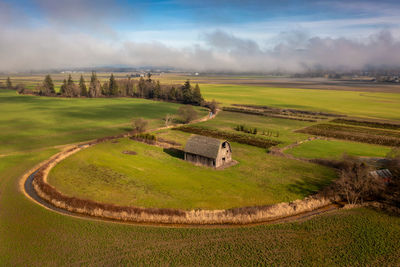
{"left": 130, "top": 133, "right": 157, "bottom": 144}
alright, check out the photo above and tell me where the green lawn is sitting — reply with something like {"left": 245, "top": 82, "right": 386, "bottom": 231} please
{"left": 286, "top": 139, "right": 392, "bottom": 159}
{"left": 48, "top": 138, "right": 336, "bottom": 209}
{"left": 200, "top": 84, "right": 400, "bottom": 120}
{"left": 0, "top": 90, "right": 207, "bottom": 154}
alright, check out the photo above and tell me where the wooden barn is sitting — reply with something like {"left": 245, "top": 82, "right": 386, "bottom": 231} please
{"left": 184, "top": 135, "right": 232, "bottom": 168}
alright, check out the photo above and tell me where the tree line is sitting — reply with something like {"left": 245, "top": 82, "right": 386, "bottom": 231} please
{"left": 34, "top": 72, "right": 205, "bottom": 106}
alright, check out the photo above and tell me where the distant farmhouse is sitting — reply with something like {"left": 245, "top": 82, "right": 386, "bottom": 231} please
{"left": 184, "top": 135, "right": 232, "bottom": 168}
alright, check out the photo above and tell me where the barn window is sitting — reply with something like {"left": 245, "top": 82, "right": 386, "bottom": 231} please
{"left": 222, "top": 142, "right": 226, "bottom": 148}
{"left": 222, "top": 157, "right": 226, "bottom": 162}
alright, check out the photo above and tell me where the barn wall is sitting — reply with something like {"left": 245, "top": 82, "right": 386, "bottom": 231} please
{"left": 216, "top": 142, "right": 232, "bottom": 168}
{"left": 185, "top": 153, "right": 214, "bottom": 167}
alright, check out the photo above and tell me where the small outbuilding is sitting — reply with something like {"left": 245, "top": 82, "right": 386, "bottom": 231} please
{"left": 184, "top": 135, "right": 232, "bottom": 168}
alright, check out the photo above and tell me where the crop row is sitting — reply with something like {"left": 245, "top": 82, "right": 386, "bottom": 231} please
{"left": 298, "top": 124, "right": 400, "bottom": 146}
{"left": 332, "top": 118, "right": 400, "bottom": 130}
{"left": 222, "top": 107, "right": 318, "bottom": 122}
{"left": 231, "top": 104, "right": 344, "bottom": 117}
{"left": 175, "top": 125, "right": 281, "bottom": 148}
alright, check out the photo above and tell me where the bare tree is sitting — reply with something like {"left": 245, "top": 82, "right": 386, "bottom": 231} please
{"left": 333, "top": 156, "right": 384, "bottom": 204}
{"left": 164, "top": 114, "right": 173, "bottom": 127}
{"left": 207, "top": 99, "right": 219, "bottom": 114}
{"left": 178, "top": 105, "right": 198, "bottom": 123}
{"left": 132, "top": 118, "right": 148, "bottom": 133}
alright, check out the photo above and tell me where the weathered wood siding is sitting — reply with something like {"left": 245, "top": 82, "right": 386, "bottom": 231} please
{"left": 215, "top": 141, "right": 232, "bottom": 167}
{"left": 184, "top": 141, "right": 232, "bottom": 168}
{"left": 185, "top": 153, "right": 215, "bottom": 167}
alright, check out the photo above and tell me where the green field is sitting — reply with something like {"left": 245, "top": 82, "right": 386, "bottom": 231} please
{"left": 1, "top": 78, "right": 400, "bottom": 265}
{"left": 48, "top": 138, "right": 336, "bottom": 209}
{"left": 200, "top": 84, "right": 400, "bottom": 120}
{"left": 0, "top": 90, "right": 207, "bottom": 154}
{"left": 286, "top": 139, "right": 392, "bottom": 159}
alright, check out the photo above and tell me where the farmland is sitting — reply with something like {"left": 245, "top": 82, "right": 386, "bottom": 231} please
{"left": 286, "top": 139, "right": 391, "bottom": 159}
{"left": 1, "top": 76, "right": 400, "bottom": 265}
{"left": 198, "top": 83, "right": 400, "bottom": 120}
{"left": 298, "top": 123, "right": 400, "bottom": 146}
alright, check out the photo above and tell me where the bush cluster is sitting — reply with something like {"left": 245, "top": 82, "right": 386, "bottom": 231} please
{"left": 130, "top": 133, "right": 157, "bottom": 144}
{"left": 234, "top": 124, "right": 257, "bottom": 134}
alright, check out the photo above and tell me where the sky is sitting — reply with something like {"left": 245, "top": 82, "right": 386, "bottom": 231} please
{"left": 1, "top": 0, "right": 400, "bottom": 73}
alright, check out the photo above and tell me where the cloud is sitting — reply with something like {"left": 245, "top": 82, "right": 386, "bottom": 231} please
{"left": 1, "top": 25, "right": 400, "bottom": 73}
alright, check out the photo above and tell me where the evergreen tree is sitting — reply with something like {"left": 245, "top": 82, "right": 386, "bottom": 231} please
{"left": 192, "top": 83, "right": 203, "bottom": 105}
{"left": 168, "top": 86, "right": 177, "bottom": 101}
{"left": 138, "top": 77, "right": 146, "bottom": 97}
{"left": 6, "top": 77, "right": 12, "bottom": 89}
{"left": 146, "top": 72, "right": 152, "bottom": 82}
{"left": 109, "top": 74, "right": 118, "bottom": 96}
{"left": 154, "top": 80, "right": 161, "bottom": 99}
{"left": 181, "top": 79, "right": 193, "bottom": 104}
{"left": 67, "top": 74, "right": 74, "bottom": 86}
{"left": 89, "top": 72, "right": 101, "bottom": 97}
{"left": 90, "top": 71, "right": 97, "bottom": 83}
{"left": 79, "top": 75, "right": 87, "bottom": 96}
{"left": 60, "top": 79, "right": 67, "bottom": 95}
{"left": 102, "top": 81, "right": 110, "bottom": 96}
{"left": 43, "top": 74, "right": 55, "bottom": 94}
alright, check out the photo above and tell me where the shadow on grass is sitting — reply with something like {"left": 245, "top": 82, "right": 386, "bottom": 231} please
{"left": 163, "top": 147, "right": 184, "bottom": 159}
{"left": 286, "top": 176, "right": 334, "bottom": 196}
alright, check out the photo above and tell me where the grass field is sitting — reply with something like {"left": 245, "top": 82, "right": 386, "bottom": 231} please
{"left": 200, "top": 84, "right": 400, "bottom": 120}
{"left": 1, "top": 77, "right": 400, "bottom": 265}
{"left": 286, "top": 139, "right": 392, "bottom": 159}
{"left": 0, "top": 90, "right": 207, "bottom": 154}
{"left": 48, "top": 138, "right": 336, "bottom": 209}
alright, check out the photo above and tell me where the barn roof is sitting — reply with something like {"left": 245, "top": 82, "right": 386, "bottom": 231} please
{"left": 184, "top": 135, "right": 225, "bottom": 159}
{"left": 370, "top": 169, "right": 393, "bottom": 179}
